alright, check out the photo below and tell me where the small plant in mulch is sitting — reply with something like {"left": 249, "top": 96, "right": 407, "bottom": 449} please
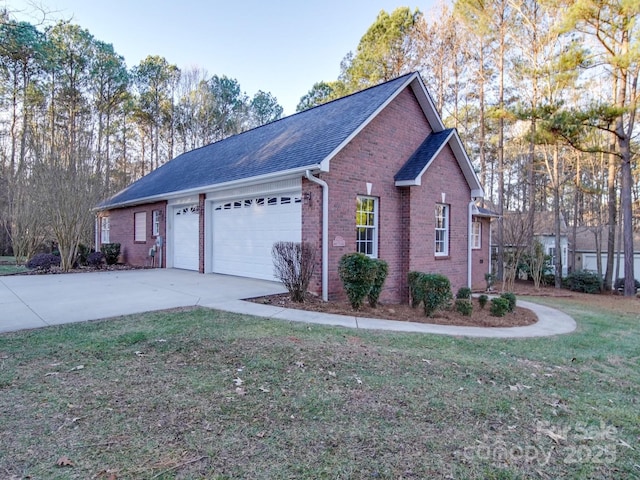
{"left": 408, "top": 272, "right": 452, "bottom": 317}
{"left": 490, "top": 297, "right": 510, "bottom": 317}
{"left": 500, "top": 292, "right": 517, "bottom": 312}
{"left": 478, "top": 294, "right": 489, "bottom": 309}
{"left": 455, "top": 298, "right": 473, "bottom": 316}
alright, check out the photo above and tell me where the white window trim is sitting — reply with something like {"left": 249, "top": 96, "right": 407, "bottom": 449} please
{"left": 152, "top": 210, "right": 160, "bottom": 236}
{"left": 471, "top": 221, "right": 481, "bottom": 249}
{"left": 101, "top": 217, "right": 110, "bottom": 244}
{"left": 356, "top": 196, "right": 378, "bottom": 258}
{"left": 134, "top": 211, "right": 147, "bottom": 242}
{"left": 435, "top": 204, "right": 449, "bottom": 256}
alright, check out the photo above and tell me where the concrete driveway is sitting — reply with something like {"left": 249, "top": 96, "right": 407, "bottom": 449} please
{"left": 0, "top": 269, "right": 287, "bottom": 334}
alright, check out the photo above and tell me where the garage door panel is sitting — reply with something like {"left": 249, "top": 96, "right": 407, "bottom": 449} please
{"left": 212, "top": 193, "right": 301, "bottom": 281}
{"left": 173, "top": 205, "right": 199, "bottom": 271}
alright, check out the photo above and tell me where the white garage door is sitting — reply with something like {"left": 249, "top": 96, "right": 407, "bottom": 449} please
{"left": 173, "top": 205, "right": 200, "bottom": 270}
{"left": 212, "top": 192, "right": 302, "bottom": 280}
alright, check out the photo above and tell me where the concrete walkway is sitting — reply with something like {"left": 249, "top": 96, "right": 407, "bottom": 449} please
{"left": 0, "top": 269, "right": 576, "bottom": 337}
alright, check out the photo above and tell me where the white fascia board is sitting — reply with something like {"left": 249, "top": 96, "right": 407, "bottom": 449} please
{"left": 319, "top": 73, "right": 421, "bottom": 172}
{"left": 449, "top": 130, "right": 483, "bottom": 194}
{"left": 97, "top": 164, "right": 320, "bottom": 211}
{"left": 395, "top": 179, "right": 420, "bottom": 187}
{"left": 409, "top": 75, "right": 446, "bottom": 132}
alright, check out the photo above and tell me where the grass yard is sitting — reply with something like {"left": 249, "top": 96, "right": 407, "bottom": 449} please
{"left": 0, "top": 256, "right": 27, "bottom": 276}
{"left": 0, "top": 298, "right": 638, "bottom": 479}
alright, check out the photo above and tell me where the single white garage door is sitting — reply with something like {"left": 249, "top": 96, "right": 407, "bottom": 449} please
{"left": 212, "top": 192, "right": 302, "bottom": 280}
{"left": 173, "top": 204, "right": 200, "bottom": 270}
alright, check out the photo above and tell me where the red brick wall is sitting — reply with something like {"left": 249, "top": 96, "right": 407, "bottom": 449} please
{"left": 304, "top": 88, "right": 433, "bottom": 303}
{"left": 301, "top": 87, "right": 479, "bottom": 303}
{"left": 302, "top": 178, "right": 324, "bottom": 296}
{"left": 408, "top": 145, "right": 471, "bottom": 295}
{"left": 98, "top": 201, "right": 167, "bottom": 267}
{"left": 472, "top": 216, "right": 492, "bottom": 290}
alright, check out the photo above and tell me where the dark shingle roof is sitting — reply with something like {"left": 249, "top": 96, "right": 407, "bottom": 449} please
{"left": 394, "top": 129, "right": 454, "bottom": 182}
{"left": 99, "top": 73, "right": 416, "bottom": 209}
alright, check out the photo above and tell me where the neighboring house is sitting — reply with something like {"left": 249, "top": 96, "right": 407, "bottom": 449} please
{"left": 496, "top": 211, "right": 569, "bottom": 277}
{"left": 572, "top": 226, "right": 640, "bottom": 286}
{"left": 96, "top": 72, "right": 491, "bottom": 303}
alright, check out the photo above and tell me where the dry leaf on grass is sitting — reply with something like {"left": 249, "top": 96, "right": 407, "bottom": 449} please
{"left": 56, "top": 456, "right": 74, "bottom": 467}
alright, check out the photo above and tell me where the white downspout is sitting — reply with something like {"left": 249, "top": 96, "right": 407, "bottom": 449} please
{"left": 95, "top": 215, "right": 100, "bottom": 251}
{"left": 305, "top": 170, "right": 328, "bottom": 301}
{"left": 468, "top": 200, "right": 474, "bottom": 288}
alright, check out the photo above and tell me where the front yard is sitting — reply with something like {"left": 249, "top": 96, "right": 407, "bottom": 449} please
{"left": 0, "top": 295, "right": 638, "bottom": 479}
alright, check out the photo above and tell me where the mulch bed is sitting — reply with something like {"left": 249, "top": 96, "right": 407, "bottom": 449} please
{"left": 247, "top": 292, "right": 538, "bottom": 328}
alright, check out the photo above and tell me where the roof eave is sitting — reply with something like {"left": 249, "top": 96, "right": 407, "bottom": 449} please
{"left": 395, "top": 179, "right": 420, "bottom": 187}
{"left": 96, "top": 164, "right": 322, "bottom": 211}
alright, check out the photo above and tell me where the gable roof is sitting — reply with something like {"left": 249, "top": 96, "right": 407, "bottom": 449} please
{"left": 98, "top": 72, "right": 474, "bottom": 210}
{"left": 394, "top": 128, "right": 483, "bottom": 198}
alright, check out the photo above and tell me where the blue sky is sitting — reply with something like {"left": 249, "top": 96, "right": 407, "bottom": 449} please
{"left": 5, "top": 0, "right": 437, "bottom": 115}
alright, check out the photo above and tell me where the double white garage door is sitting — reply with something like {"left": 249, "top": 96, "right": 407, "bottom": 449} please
{"left": 172, "top": 190, "right": 302, "bottom": 281}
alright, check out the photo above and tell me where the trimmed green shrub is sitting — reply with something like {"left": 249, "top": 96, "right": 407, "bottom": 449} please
{"left": 408, "top": 272, "right": 453, "bottom": 317}
{"left": 76, "top": 244, "right": 92, "bottom": 266}
{"left": 421, "top": 273, "right": 452, "bottom": 317}
{"left": 565, "top": 270, "right": 602, "bottom": 294}
{"left": 490, "top": 297, "right": 510, "bottom": 317}
{"left": 102, "top": 243, "right": 121, "bottom": 266}
{"left": 500, "top": 292, "right": 516, "bottom": 312}
{"left": 338, "top": 253, "right": 378, "bottom": 310}
{"left": 455, "top": 298, "right": 473, "bottom": 316}
{"left": 368, "top": 259, "right": 388, "bottom": 308}
{"left": 478, "top": 294, "right": 489, "bottom": 309}
{"left": 408, "top": 271, "right": 425, "bottom": 308}
{"left": 26, "top": 253, "right": 61, "bottom": 271}
{"left": 456, "top": 287, "right": 472, "bottom": 300}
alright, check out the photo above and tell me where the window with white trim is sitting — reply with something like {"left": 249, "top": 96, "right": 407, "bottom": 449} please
{"left": 152, "top": 210, "right": 160, "bottom": 236}
{"left": 134, "top": 212, "right": 147, "bottom": 242}
{"left": 435, "top": 204, "right": 449, "bottom": 256}
{"left": 356, "top": 196, "right": 378, "bottom": 257}
{"left": 548, "top": 247, "right": 557, "bottom": 267}
{"left": 471, "top": 221, "right": 481, "bottom": 249}
{"left": 101, "top": 217, "right": 110, "bottom": 244}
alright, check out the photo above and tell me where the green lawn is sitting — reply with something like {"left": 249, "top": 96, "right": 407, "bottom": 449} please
{"left": 0, "top": 298, "right": 638, "bottom": 479}
{"left": 0, "top": 256, "right": 27, "bottom": 275}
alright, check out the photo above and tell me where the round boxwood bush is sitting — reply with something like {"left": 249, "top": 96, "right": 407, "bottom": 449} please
{"left": 455, "top": 298, "right": 473, "bottom": 316}
{"left": 490, "top": 297, "right": 510, "bottom": 317}
{"left": 500, "top": 292, "right": 516, "bottom": 312}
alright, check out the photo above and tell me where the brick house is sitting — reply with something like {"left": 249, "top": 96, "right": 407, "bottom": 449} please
{"left": 96, "top": 72, "right": 492, "bottom": 303}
